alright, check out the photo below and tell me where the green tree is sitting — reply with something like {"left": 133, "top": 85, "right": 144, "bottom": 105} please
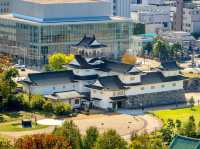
{"left": 0, "top": 137, "right": 13, "bottom": 149}
{"left": 189, "top": 97, "right": 195, "bottom": 108}
{"left": 53, "top": 121, "right": 82, "bottom": 149}
{"left": 2, "top": 68, "right": 19, "bottom": 94}
{"left": 182, "top": 116, "right": 196, "bottom": 137}
{"left": 43, "top": 100, "right": 53, "bottom": 112}
{"left": 95, "top": 129, "right": 127, "bottom": 149}
{"left": 53, "top": 102, "right": 71, "bottom": 115}
{"left": 83, "top": 127, "right": 99, "bottom": 149}
{"left": 153, "top": 39, "right": 170, "bottom": 61}
{"left": 48, "top": 53, "right": 74, "bottom": 71}
{"left": 30, "top": 95, "right": 45, "bottom": 110}
{"left": 170, "top": 43, "right": 182, "bottom": 59}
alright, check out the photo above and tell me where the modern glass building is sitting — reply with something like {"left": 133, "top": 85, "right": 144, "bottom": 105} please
{"left": 0, "top": 0, "right": 140, "bottom": 66}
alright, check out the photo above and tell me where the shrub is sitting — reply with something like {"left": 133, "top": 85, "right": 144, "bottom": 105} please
{"left": 43, "top": 100, "right": 53, "bottom": 112}
{"left": 30, "top": 95, "right": 45, "bottom": 110}
{"left": 15, "top": 134, "right": 71, "bottom": 149}
{"left": 54, "top": 102, "right": 71, "bottom": 115}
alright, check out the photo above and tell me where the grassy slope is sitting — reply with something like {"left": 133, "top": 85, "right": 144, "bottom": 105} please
{"left": 151, "top": 106, "right": 200, "bottom": 125}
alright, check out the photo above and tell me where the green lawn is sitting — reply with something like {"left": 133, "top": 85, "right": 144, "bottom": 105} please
{"left": 0, "top": 111, "right": 49, "bottom": 132}
{"left": 0, "top": 121, "right": 48, "bottom": 132}
{"left": 151, "top": 106, "right": 200, "bottom": 125}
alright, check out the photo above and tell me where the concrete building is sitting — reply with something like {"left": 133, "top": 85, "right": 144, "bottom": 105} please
{"left": 103, "top": 0, "right": 131, "bottom": 17}
{"left": 182, "top": 3, "right": 200, "bottom": 34}
{"left": 0, "top": 0, "right": 137, "bottom": 66}
{"left": 142, "top": 0, "right": 165, "bottom": 5}
{"left": 131, "top": 4, "right": 171, "bottom": 33}
{"left": 0, "top": 0, "right": 11, "bottom": 14}
{"left": 161, "top": 31, "right": 196, "bottom": 50}
{"left": 128, "top": 33, "right": 157, "bottom": 56}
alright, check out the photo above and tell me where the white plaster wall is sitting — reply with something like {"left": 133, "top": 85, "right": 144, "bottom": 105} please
{"left": 73, "top": 69, "right": 97, "bottom": 76}
{"left": 126, "top": 80, "right": 184, "bottom": 96}
{"left": 119, "top": 75, "right": 141, "bottom": 84}
{"left": 161, "top": 70, "right": 180, "bottom": 77}
{"left": 91, "top": 89, "right": 113, "bottom": 109}
{"left": 29, "top": 83, "right": 77, "bottom": 95}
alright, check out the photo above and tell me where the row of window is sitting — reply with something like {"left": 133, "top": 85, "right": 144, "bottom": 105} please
{"left": 140, "top": 83, "right": 176, "bottom": 90}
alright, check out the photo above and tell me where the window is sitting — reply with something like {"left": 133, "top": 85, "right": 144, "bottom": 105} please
{"left": 75, "top": 99, "right": 79, "bottom": 105}
{"left": 141, "top": 87, "right": 144, "bottom": 90}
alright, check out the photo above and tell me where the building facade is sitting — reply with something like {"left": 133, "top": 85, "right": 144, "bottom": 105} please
{"left": 131, "top": 5, "right": 171, "bottom": 33}
{"left": 103, "top": 0, "right": 131, "bottom": 18}
{"left": 0, "top": 0, "right": 136, "bottom": 66}
{"left": 0, "top": 0, "right": 11, "bottom": 14}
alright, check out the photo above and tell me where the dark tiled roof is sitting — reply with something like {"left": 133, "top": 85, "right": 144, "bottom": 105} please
{"left": 160, "top": 61, "right": 181, "bottom": 70}
{"left": 170, "top": 135, "right": 200, "bottom": 149}
{"left": 98, "top": 59, "right": 140, "bottom": 74}
{"left": 141, "top": 71, "right": 185, "bottom": 85}
{"left": 28, "top": 70, "right": 75, "bottom": 85}
{"left": 69, "top": 55, "right": 103, "bottom": 69}
{"left": 70, "top": 55, "right": 93, "bottom": 69}
{"left": 75, "top": 35, "right": 106, "bottom": 48}
{"left": 74, "top": 74, "right": 98, "bottom": 80}
{"left": 88, "top": 76, "right": 127, "bottom": 90}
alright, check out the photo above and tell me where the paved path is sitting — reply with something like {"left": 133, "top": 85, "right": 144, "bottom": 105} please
{"left": 69, "top": 113, "right": 162, "bottom": 140}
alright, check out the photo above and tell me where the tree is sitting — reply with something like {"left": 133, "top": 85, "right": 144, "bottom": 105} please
{"left": 0, "top": 137, "right": 13, "bottom": 149}
{"left": 170, "top": 43, "right": 182, "bottom": 58}
{"left": 95, "top": 129, "right": 128, "bottom": 149}
{"left": 153, "top": 38, "right": 170, "bottom": 61}
{"left": 53, "top": 121, "right": 82, "bottom": 149}
{"left": 30, "top": 95, "right": 45, "bottom": 110}
{"left": 53, "top": 102, "right": 71, "bottom": 115}
{"left": 0, "top": 55, "right": 12, "bottom": 73}
{"left": 43, "top": 100, "right": 53, "bottom": 112}
{"left": 83, "top": 127, "right": 99, "bottom": 149}
{"left": 130, "top": 133, "right": 168, "bottom": 149}
{"left": 182, "top": 116, "right": 196, "bottom": 137}
{"left": 15, "top": 134, "right": 71, "bottom": 149}
{"left": 48, "top": 53, "right": 74, "bottom": 71}
{"left": 2, "top": 68, "right": 19, "bottom": 94}
{"left": 121, "top": 53, "right": 137, "bottom": 64}
{"left": 189, "top": 97, "right": 195, "bottom": 108}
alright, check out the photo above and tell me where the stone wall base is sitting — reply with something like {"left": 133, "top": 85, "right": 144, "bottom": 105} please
{"left": 124, "top": 90, "right": 186, "bottom": 109}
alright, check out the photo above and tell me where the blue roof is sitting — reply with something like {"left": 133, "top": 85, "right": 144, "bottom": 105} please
{"left": 12, "top": 13, "right": 111, "bottom": 23}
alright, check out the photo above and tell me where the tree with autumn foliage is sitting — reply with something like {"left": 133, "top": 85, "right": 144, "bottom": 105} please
{"left": 121, "top": 53, "right": 137, "bottom": 65}
{"left": 15, "top": 134, "right": 71, "bottom": 149}
{"left": 0, "top": 55, "right": 12, "bottom": 73}
{"left": 47, "top": 53, "right": 74, "bottom": 71}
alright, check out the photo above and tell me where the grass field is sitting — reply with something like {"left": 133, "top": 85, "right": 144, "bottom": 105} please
{"left": 151, "top": 106, "right": 200, "bottom": 125}
{"left": 0, "top": 111, "right": 49, "bottom": 132}
{"left": 0, "top": 122, "right": 48, "bottom": 132}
